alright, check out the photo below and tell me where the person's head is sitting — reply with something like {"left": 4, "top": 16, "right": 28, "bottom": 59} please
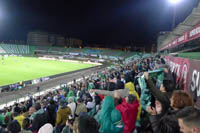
{"left": 77, "top": 98, "right": 83, "bottom": 104}
{"left": 160, "top": 79, "right": 175, "bottom": 93}
{"left": 34, "top": 102, "right": 41, "bottom": 111}
{"left": 68, "top": 97, "right": 74, "bottom": 104}
{"left": 22, "top": 118, "right": 30, "bottom": 130}
{"left": 114, "top": 97, "right": 122, "bottom": 107}
{"left": 7, "top": 120, "right": 21, "bottom": 133}
{"left": 59, "top": 100, "right": 66, "bottom": 109}
{"left": 126, "top": 94, "right": 136, "bottom": 104}
{"left": 29, "top": 106, "right": 36, "bottom": 116}
{"left": 158, "top": 114, "right": 180, "bottom": 133}
{"left": 176, "top": 106, "right": 200, "bottom": 133}
{"left": 78, "top": 115, "right": 99, "bottom": 133}
{"left": 170, "top": 90, "right": 194, "bottom": 110}
{"left": 38, "top": 123, "right": 53, "bottom": 133}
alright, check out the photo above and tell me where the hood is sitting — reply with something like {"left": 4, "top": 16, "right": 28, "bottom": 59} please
{"left": 111, "top": 109, "right": 121, "bottom": 123}
{"left": 125, "top": 82, "right": 135, "bottom": 94}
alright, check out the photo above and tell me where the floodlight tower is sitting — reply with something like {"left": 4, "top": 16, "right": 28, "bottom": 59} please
{"left": 168, "top": 0, "right": 183, "bottom": 29}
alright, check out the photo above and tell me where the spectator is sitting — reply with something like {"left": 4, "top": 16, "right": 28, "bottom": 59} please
{"left": 13, "top": 106, "right": 25, "bottom": 128}
{"left": 7, "top": 120, "right": 21, "bottom": 133}
{"left": 147, "top": 90, "right": 194, "bottom": 133}
{"left": 56, "top": 100, "right": 71, "bottom": 133}
{"left": 46, "top": 99, "right": 57, "bottom": 126}
{"left": 62, "top": 115, "right": 99, "bottom": 133}
{"left": 99, "top": 96, "right": 124, "bottom": 133}
{"left": 75, "top": 98, "right": 87, "bottom": 119}
{"left": 116, "top": 94, "right": 139, "bottom": 133}
{"left": 170, "top": 90, "right": 194, "bottom": 110}
{"left": 116, "top": 76, "right": 124, "bottom": 90}
{"left": 176, "top": 106, "right": 200, "bottom": 133}
{"left": 38, "top": 123, "right": 53, "bottom": 133}
{"left": 22, "top": 118, "right": 31, "bottom": 131}
{"left": 31, "top": 103, "right": 49, "bottom": 132}
{"left": 67, "top": 97, "right": 76, "bottom": 119}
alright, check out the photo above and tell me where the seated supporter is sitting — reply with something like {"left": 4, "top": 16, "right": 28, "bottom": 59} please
{"left": 116, "top": 94, "right": 139, "bottom": 133}
{"left": 176, "top": 106, "right": 200, "bottom": 133}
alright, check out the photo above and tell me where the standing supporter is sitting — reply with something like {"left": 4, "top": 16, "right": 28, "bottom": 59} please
{"left": 38, "top": 123, "right": 53, "bottom": 133}
{"left": 31, "top": 102, "right": 49, "bottom": 132}
{"left": 144, "top": 72, "right": 175, "bottom": 115}
{"left": 116, "top": 76, "right": 125, "bottom": 90}
{"left": 176, "top": 106, "right": 200, "bottom": 133}
{"left": 13, "top": 106, "right": 25, "bottom": 128}
{"left": 116, "top": 94, "right": 139, "bottom": 133}
{"left": 46, "top": 99, "right": 57, "bottom": 127}
{"left": 56, "top": 100, "right": 71, "bottom": 133}
{"left": 99, "top": 96, "right": 124, "bottom": 133}
{"left": 21, "top": 118, "right": 32, "bottom": 132}
{"left": 147, "top": 90, "right": 194, "bottom": 133}
{"left": 67, "top": 97, "right": 76, "bottom": 119}
{"left": 7, "top": 120, "right": 21, "bottom": 133}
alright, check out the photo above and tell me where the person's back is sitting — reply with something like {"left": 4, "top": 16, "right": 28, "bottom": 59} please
{"left": 116, "top": 79, "right": 124, "bottom": 90}
{"left": 56, "top": 106, "right": 71, "bottom": 126}
{"left": 116, "top": 95, "right": 139, "bottom": 133}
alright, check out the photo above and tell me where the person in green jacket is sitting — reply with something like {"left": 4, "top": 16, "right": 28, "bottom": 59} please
{"left": 99, "top": 96, "right": 124, "bottom": 133}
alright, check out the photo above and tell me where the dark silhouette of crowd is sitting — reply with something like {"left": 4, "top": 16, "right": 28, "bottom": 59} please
{"left": 0, "top": 57, "right": 199, "bottom": 133}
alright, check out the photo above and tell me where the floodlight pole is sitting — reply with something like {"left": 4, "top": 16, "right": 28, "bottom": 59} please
{"left": 172, "top": 5, "right": 176, "bottom": 30}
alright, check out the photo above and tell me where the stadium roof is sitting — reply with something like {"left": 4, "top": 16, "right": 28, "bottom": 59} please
{"left": 159, "top": 2, "right": 200, "bottom": 50}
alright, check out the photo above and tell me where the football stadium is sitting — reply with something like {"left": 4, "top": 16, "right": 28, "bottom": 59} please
{"left": 0, "top": 0, "right": 200, "bottom": 133}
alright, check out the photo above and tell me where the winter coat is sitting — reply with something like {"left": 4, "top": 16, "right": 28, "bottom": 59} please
{"left": 150, "top": 109, "right": 181, "bottom": 133}
{"left": 31, "top": 110, "right": 49, "bottom": 132}
{"left": 99, "top": 96, "right": 124, "bottom": 133}
{"left": 116, "top": 99, "right": 139, "bottom": 133}
{"left": 47, "top": 103, "right": 57, "bottom": 127}
{"left": 125, "top": 82, "right": 141, "bottom": 121}
{"left": 56, "top": 106, "right": 71, "bottom": 126}
{"left": 67, "top": 102, "right": 76, "bottom": 119}
{"left": 14, "top": 114, "right": 25, "bottom": 127}
{"left": 75, "top": 103, "right": 87, "bottom": 118}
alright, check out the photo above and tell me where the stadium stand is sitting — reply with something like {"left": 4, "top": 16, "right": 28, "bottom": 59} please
{"left": 0, "top": 55, "right": 198, "bottom": 133}
{"left": 0, "top": 45, "right": 6, "bottom": 54}
{"left": 0, "top": 44, "right": 30, "bottom": 55}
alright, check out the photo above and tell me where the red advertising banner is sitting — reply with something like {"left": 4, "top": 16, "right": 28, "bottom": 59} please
{"left": 160, "top": 24, "right": 200, "bottom": 51}
{"left": 165, "top": 56, "right": 200, "bottom": 107}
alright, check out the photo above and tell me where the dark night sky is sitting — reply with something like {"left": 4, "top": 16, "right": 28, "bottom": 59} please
{"left": 0, "top": 0, "right": 199, "bottom": 46}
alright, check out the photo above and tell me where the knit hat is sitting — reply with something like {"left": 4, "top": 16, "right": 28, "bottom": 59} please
{"left": 38, "top": 123, "right": 53, "bottom": 133}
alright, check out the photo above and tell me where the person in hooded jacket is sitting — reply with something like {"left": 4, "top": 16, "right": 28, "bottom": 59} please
{"left": 116, "top": 94, "right": 139, "bottom": 133}
{"left": 99, "top": 96, "right": 124, "bottom": 133}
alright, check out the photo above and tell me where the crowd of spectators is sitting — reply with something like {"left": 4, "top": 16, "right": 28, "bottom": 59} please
{"left": 0, "top": 56, "right": 200, "bottom": 133}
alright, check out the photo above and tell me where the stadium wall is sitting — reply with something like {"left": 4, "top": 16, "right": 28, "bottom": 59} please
{"left": 165, "top": 56, "right": 200, "bottom": 107}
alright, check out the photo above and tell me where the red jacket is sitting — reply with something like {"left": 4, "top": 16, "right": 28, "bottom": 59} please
{"left": 116, "top": 99, "right": 139, "bottom": 133}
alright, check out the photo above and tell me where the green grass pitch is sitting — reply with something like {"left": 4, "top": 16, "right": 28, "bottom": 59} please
{"left": 0, "top": 56, "right": 96, "bottom": 86}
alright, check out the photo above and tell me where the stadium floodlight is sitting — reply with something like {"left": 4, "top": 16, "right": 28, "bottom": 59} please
{"left": 169, "top": 0, "right": 182, "bottom": 4}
